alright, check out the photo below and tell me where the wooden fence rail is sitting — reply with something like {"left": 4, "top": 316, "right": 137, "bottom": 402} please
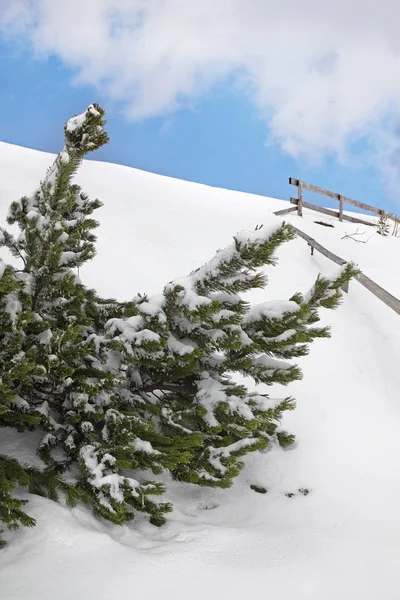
{"left": 272, "top": 208, "right": 400, "bottom": 316}
{"left": 288, "top": 224, "right": 349, "bottom": 293}
{"left": 355, "top": 273, "right": 400, "bottom": 315}
{"left": 273, "top": 206, "right": 298, "bottom": 217}
{"left": 289, "top": 198, "right": 375, "bottom": 227}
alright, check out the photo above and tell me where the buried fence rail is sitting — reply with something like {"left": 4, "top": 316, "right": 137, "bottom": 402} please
{"left": 272, "top": 209, "right": 400, "bottom": 316}
{"left": 289, "top": 224, "right": 350, "bottom": 293}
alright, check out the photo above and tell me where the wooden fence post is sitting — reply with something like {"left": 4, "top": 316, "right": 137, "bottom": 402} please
{"left": 338, "top": 194, "right": 343, "bottom": 222}
{"left": 297, "top": 181, "right": 303, "bottom": 217}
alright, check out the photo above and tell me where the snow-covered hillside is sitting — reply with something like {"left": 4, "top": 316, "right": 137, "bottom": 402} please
{"left": 1, "top": 141, "right": 400, "bottom": 600}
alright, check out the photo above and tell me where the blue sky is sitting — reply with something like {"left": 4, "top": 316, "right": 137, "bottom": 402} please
{"left": 0, "top": 2, "right": 398, "bottom": 214}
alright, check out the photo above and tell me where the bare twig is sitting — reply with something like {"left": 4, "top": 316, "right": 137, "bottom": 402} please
{"left": 341, "top": 227, "right": 374, "bottom": 244}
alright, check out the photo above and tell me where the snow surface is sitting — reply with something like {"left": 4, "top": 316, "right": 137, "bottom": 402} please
{"left": 1, "top": 142, "right": 400, "bottom": 599}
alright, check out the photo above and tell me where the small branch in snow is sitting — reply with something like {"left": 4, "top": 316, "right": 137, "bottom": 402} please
{"left": 341, "top": 228, "right": 374, "bottom": 244}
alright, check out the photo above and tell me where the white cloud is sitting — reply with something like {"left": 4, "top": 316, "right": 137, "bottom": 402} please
{"left": 3, "top": 0, "right": 400, "bottom": 185}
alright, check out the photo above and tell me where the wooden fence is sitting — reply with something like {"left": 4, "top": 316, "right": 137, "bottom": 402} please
{"left": 289, "top": 177, "right": 385, "bottom": 222}
{"left": 272, "top": 206, "right": 400, "bottom": 316}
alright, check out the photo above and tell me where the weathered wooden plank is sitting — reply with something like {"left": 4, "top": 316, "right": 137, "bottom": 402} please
{"left": 289, "top": 198, "right": 376, "bottom": 226}
{"left": 356, "top": 273, "right": 400, "bottom": 316}
{"left": 290, "top": 198, "right": 339, "bottom": 219}
{"left": 291, "top": 226, "right": 349, "bottom": 292}
{"left": 289, "top": 178, "right": 383, "bottom": 216}
{"left": 290, "top": 197, "right": 338, "bottom": 218}
{"left": 273, "top": 206, "right": 298, "bottom": 216}
{"left": 291, "top": 226, "right": 347, "bottom": 266}
{"left": 308, "top": 240, "right": 347, "bottom": 267}
{"left": 327, "top": 211, "right": 375, "bottom": 226}
{"left": 343, "top": 197, "right": 383, "bottom": 216}
{"left": 289, "top": 178, "right": 339, "bottom": 200}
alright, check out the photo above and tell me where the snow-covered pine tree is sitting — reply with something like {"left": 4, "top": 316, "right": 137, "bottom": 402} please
{"left": 0, "top": 103, "right": 357, "bottom": 546}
